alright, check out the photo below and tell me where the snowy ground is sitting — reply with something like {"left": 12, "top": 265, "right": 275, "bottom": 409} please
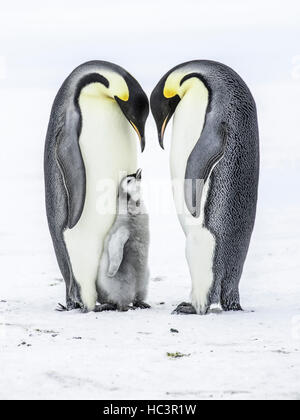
{"left": 0, "top": 79, "right": 300, "bottom": 400}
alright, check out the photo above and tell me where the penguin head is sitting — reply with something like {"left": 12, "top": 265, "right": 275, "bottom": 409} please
{"left": 119, "top": 169, "right": 143, "bottom": 208}
{"left": 150, "top": 64, "right": 204, "bottom": 149}
{"left": 150, "top": 74, "right": 181, "bottom": 149}
{"left": 76, "top": 62, "right": 149, "bottom": 152}
{"left": 113, "top": 73, "right": 149, "bottom": 153}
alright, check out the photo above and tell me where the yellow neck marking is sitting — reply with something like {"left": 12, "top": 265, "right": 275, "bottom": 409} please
{"left": 163, "top": 70, "right": 203, "bottom": 99}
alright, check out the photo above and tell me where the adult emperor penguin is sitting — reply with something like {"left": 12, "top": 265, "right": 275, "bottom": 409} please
{"left": 44, "top": 61, "right": 149, "bottom": 312}
{"left": 150, "top": 60, "right": 259, "bottom": 315}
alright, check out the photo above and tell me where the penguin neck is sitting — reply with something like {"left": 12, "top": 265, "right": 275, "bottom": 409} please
{"left": 63, "top": 90, "right": 137, "bottom": 311}
{"left": 170, "top": 79, "right": 209, "bottom": 220}
{"left": 75, "top": 89, "right": 137, "bottom": 225}
{"left": 78, "top": 91, "right": 137, "bottom": 183}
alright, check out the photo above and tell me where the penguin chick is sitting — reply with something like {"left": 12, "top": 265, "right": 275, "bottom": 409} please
{"left": 96, "top": 169, "right": 150, "bottom": 312}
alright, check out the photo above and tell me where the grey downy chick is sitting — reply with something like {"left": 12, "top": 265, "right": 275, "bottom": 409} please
{"left": 96, "top": 169, "right": 150, "bottom": 312}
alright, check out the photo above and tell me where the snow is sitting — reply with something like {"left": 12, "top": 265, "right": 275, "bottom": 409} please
{"left": 1, "top": 0, "right": 300, "bottom": 401}
{"left": 0, "top": 81, "right": 300, "bottom": 400}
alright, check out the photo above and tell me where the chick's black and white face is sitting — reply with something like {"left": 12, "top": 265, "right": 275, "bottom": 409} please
{"left": 120, "top": 171, "right": 142, "bottom": 203}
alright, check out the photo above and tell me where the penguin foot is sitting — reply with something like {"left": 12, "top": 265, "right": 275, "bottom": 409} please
{"left": 172, "top": 302, "right": 197, "bottom": 315}
{"left": 56, "top": 303, "right": 67, "bottom": 312}
{"left": 56, "top": 302, "right": 81, "bottom": 312}
{"left": 118, "top": 305, "right": 136, "bottom": 312}
{"left": 94, "top": 303, "right": 118, "bottom": 312}
{"left": 222, "top": 302, "right": 243, "bottom": 312}
{"left": 207, "top": 303, "right": 223, "bottom": 314}
{"left": 133, "top": 300, "right": 151, "bottom": 310}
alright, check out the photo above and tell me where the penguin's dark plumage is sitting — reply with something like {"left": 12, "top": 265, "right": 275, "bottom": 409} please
{"left": 151, "top": 60, "right": 259, "bottom": 314}
{"left": 45, "top": 61, "right": 149, "bottom": 311}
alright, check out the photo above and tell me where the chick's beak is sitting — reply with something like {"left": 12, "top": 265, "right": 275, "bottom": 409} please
{"left": 136, "top": 168, "right": 142, "bottom": 180}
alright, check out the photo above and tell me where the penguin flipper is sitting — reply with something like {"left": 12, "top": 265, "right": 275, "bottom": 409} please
{"left": 107, "top": 227, "right": 130, "bottom": 277}
{"left": 55, "top": 106, "right": 86, "bottom": 229}
{"left": 184, "top": 121, "right": 228, "bottom": 218}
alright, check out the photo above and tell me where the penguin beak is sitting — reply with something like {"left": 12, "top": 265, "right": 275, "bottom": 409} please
{"left": 129, "top": 121, "right": 145, "bottom": 152}
{"left": 158, "top": 115, "right": 170, "bottom": 150}
{"left": 114, "top": 93, "right": 148, "bottom": 153}
{"left": 140, "top": 136, "right": 145, "bottom": 153}
{"left": 150, "top": 83, "right": 181, "bottom": 151}
{"left": 136, "top": 168, "right": 142, "bottom": 180}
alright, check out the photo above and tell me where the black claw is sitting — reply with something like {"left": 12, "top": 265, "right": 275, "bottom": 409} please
{"left": 133, "top": 301, "right": 151, "bottom": 310}
{"left": 56, "top": 301, "right": 82, "bottom": 312}
{"left": 94, "top": 303, "right": 117, "bottom": 312}
{"left": 223, "top": 303, "right": 243, "bottom": 312}
{"left": 56, "top": 303, "right": 67, "bottom": 312}
{"left": 172, "top": 302, "right": 197, "bottom": 315}
{"left": 176, "top": 302, "right": 191, "bottom": 307}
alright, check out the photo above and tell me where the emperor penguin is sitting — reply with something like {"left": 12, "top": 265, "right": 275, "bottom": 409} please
{"left": 150, "top": 60, "right": 259, "bottom": 315}
{"left": 96, "top": 169, "right": 150, "bottom": 312}
{"left": 44, "top": 61, "right": 149, "bottom": 312}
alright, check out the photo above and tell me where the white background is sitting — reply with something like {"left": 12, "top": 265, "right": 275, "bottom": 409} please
{"left": 0, "top": 0, "right": 300, "bottom": 400}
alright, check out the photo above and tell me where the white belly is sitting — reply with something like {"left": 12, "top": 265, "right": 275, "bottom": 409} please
{"left": 170, "top": 80, "right": 216, "bottom": 314}
{"left": 64, "top": 93, "right": 137, "bottom": 310}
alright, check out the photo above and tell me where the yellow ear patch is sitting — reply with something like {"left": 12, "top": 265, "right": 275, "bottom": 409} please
{"left": 98, "top": 70, "right": 130, "bottom": 102}
{"left": 163, "top": 87, "right": 177, "bottom": 99}
{"left": 163, "top": 69, "right": 191, "bottom": 99}
{"left": 118, "top": 91, "right": 129, "bottom": 102}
